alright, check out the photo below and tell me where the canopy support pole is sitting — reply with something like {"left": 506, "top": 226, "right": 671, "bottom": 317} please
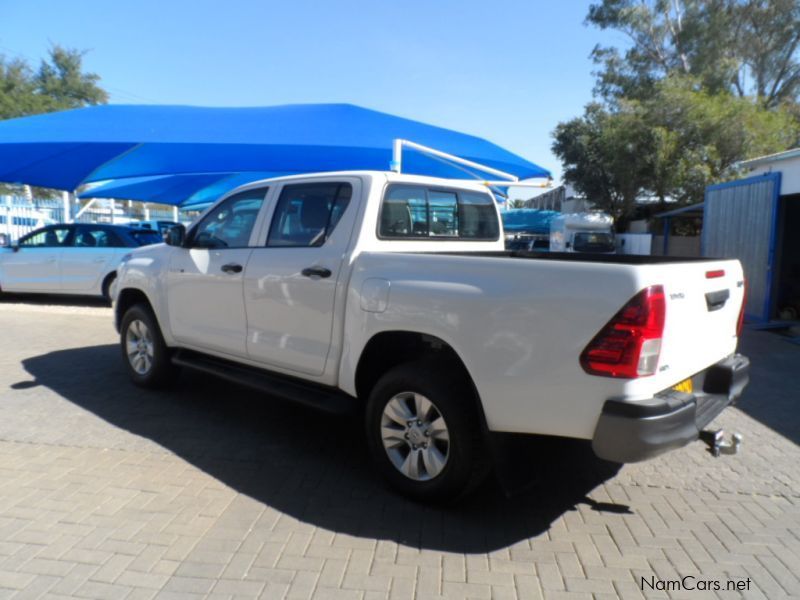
{"left": 75, "top": 198, "right": 97, "bottom": 219}
{"left": 390, "top": 138, "right": 551, "bottom": 189}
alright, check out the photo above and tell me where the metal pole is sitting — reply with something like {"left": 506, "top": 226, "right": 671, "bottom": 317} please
{"left": 390, "top": 139, "right": 403, "bottom": 173}
{"left": 395, "top": 139, "right": 521, "bottom": 182}
{"left": 61, "top": 191, "right": 73, "bottom": 223}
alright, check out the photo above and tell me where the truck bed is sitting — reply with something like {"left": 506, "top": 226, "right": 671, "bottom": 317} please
{"left": 435, "top": 250, "right": 724, "bottom": 265}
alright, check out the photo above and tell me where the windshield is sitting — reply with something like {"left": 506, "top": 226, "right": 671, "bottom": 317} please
{"left": 129, "top": 230, "right": 164, "bottom": 246}
{"left": 572, "top": 232, "right": 615, "bottom": 253}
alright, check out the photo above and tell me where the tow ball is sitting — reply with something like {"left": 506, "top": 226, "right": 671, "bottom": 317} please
{"left": 702, "top": 429, "right": 743, "bottom": 457}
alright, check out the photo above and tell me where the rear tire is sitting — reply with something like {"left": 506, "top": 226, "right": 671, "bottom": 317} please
{"left": 120, "top": 303, "right": 176, "bottom": 388}
{"left": 365, "top": 359, "right": 490, "bottom": 503}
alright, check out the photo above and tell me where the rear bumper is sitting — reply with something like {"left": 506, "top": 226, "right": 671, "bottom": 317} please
{"left": 592, "top": 353, "right": 750, "bottom": 463}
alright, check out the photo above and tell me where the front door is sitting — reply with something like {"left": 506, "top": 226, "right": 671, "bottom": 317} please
{"left": 166, "top": 187, "right": 269, "bottom": 358}
{"left": 244, "top": 180, "right": 358, "bottom": 376}
{"left": 1, "top": 226, "right": 72, "bottom": 292}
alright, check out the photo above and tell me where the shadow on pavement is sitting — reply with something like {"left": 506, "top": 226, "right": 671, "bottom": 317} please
{"left": 734, "top": 330, "right": 800, "bottom": 446}
{"left": 0, "top": 292, "right": 110, "bottom": 308}
{"left": 22, "top": 343, "right": 622, "bottom": 553}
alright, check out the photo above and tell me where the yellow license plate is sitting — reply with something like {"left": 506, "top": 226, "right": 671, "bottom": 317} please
{"left": 673, "top": 378, "right": 693, "bottom": 393}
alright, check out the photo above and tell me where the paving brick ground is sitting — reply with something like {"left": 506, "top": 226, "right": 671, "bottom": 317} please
{"left": 0, "top": 295, "right": 798, "bottom": 600}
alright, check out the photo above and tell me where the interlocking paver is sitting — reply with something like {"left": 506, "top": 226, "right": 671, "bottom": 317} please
{"left": 0, "top": 301, "right": 798, "bottom": 599}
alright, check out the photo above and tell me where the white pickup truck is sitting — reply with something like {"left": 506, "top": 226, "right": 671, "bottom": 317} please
{"left": 113, "top": 171, "right": 750, "bottom": 501}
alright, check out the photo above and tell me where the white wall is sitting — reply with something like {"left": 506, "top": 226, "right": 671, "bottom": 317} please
{"left": 748, "top": 155, "right": 800, "bottom": 195}
{"left": 617, "top": 233, "right": 652, "bottom": 255}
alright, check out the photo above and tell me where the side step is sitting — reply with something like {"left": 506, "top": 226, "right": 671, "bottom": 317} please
{"left": 172, "top": 349, "right": 359, "bottom": 415}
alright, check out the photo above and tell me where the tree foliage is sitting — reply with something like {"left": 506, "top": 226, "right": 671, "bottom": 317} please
{"left": 0, "top": 46, "right": 107, "bottom": 195}
{"left": 553, "top": 0, "right": 800, "bottom": 214}
{"left": 588, "top": 0, "right": 800, "bottom": 108}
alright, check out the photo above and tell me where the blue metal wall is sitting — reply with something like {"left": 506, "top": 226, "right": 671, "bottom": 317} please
{"left": 703, "top": 173, "right": 781, "bottom": 322}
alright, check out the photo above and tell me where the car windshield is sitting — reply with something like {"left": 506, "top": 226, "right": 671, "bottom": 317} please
{"left": 573, "top": 232, "right": 615, "bottom": 253}
{"left": 129, "top": 230, "right": 164, "bottom": 246}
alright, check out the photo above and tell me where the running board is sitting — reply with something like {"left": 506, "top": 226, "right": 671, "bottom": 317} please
{"left": 171, "top": 349, "right": 359, "bottom": 415}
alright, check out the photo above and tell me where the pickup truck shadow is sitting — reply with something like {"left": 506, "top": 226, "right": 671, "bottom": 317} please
{"left": 21, "top": 344, "right": 623, "bottom": 553}
{"left": 0, "top": 292, "right": 110, "bottom": 308}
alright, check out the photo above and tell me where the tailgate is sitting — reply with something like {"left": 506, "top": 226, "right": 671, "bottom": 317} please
{"left": 644, "top": 259, "right": 744, "bottom": 392}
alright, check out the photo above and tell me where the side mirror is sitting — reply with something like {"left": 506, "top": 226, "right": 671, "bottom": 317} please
{"left": 565, "top": 241, "right": 572, "bottom": 249}
{"left": 165, "top": 224, "right": 186, "bottom": 247}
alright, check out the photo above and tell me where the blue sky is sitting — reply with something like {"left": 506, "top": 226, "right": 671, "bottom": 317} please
{"left": 1, "top": 0, "right": 620, "bottom": 186}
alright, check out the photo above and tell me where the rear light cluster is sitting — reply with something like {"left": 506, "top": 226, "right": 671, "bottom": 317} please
{"left": 580, "top": 285, "right": 666, "bottom": 379}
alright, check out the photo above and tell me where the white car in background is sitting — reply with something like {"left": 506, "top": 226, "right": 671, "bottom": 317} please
{"left": 0, "top": 223, "right": 163, "bottom": 300}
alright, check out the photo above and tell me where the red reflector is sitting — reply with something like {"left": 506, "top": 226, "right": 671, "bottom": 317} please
{"left": 580, "top": 285, "right": 666, "bottom": 379}
{"left": 737, "top": 279, "right": 747, "bottom": 337}
{"left": 706, "top": 269, "right": 725, "bottom": 279}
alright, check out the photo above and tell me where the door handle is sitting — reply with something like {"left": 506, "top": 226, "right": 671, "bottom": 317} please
{"left": 301, "top": 266, "right": 332, "bottom": 278}
{"left": 221, "top": 263, "right": 243, "bottom": 274}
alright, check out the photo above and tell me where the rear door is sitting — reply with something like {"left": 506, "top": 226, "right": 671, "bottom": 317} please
{"left": 166, "top": 187, "right": 270, "bottom": 358}
{"left": 243, "top": 179, "right": 359, "bottom": 375}
{"left": 60, "top": 225, "right": 126, "bottom": 293}
{"left": 649, "top": 259, "right": 744, "bottom": 387}
{"left": 0, "top": 226, "right": 71, "bottom": 292}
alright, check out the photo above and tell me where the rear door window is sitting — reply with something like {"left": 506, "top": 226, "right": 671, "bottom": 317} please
{"left": 73, "top": 226, "right": 124, "bottom": 248}
{"left": 379, "top": 185, "right": 499, "bottom": 240}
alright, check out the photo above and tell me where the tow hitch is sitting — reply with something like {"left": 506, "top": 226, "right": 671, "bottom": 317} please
{"left": 702, "top": 429, "right": 743, "bottom": 456}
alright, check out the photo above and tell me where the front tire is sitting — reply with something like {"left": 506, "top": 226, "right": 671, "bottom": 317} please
{"left": 120, "top": 303, "right": 176, "bottom": 388}
{"left": 365, "top": 360, "right": 489, "bottom": 503}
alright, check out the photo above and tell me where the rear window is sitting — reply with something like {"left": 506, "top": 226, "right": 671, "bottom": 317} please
{"left": 573, "top": 232, "right": 615, "bottom": 253}
{"left": 130, "top": 230, "right": 164, "bottom": 246}
{"left": 379, "top": 185, "right": 499, "bottom": 241}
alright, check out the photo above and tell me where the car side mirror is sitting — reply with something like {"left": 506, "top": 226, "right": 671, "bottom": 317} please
{"left": 165, "top": 224, "right": 186, "bottom": 247}
{"left": 565, "top": 241, "right": 572, "bottom": 249}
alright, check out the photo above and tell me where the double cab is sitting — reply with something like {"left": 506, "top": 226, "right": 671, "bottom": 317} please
{"left": 113, "top": 171, "right": 749, "bottom": 501}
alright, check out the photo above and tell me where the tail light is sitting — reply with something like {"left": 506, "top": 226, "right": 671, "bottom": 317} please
{"left": 736, "top": 279, "right": 747, "bottom": 338}
{"left": 580, "top": 285, "right": 666, "bottom": 379}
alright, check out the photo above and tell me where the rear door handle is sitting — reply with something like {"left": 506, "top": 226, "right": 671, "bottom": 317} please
{"left": 705, "top": 289, "right": 730, "bottom": 312}
{"left": 301, "top": 266, "right": 332, "bottom": 278}
{"left": 221, "top": 263, "right": 243, "bottom": 274}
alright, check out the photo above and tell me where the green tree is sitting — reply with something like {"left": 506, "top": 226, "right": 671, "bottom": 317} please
{"left": 0, "top": 46, "right": 107, "bottom": 195}
{"left": 553, "top": 76, "right": 798, "bottom": 212}
{"left": 553, "top": 1, "right": 800, "bottom": 213}
{"left": 588, "top": 0, "right": 800, "bottom": 108}
{"left": 507, "top": 199, "right": 527, "bottom": 209}
{"left": 552, "top": 102, "right": 653, "bottom": 219}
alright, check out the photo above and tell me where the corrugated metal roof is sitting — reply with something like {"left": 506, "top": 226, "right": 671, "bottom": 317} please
{"left": 739, "top": 147, "right": 800, "bottom": 169}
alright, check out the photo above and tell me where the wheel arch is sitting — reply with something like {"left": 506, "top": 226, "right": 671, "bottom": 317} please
{"left": 115, "top": 287, "right": 155, "bottom": 333}
{"left": 101, "top": 271, "right": 117, "bottom": 299}
{"left": 354, "top": 330, "right": 489, "bottom": 432}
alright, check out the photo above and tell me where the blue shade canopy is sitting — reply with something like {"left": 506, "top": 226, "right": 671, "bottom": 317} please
{"left": 501, "top": 209, "right": 560, "bottom": 234}
{"left": 79, "top": 172, "right": 281, "bottom": 206}
{"left": 0, "top": 104, "right": 550, "bottom": 191}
